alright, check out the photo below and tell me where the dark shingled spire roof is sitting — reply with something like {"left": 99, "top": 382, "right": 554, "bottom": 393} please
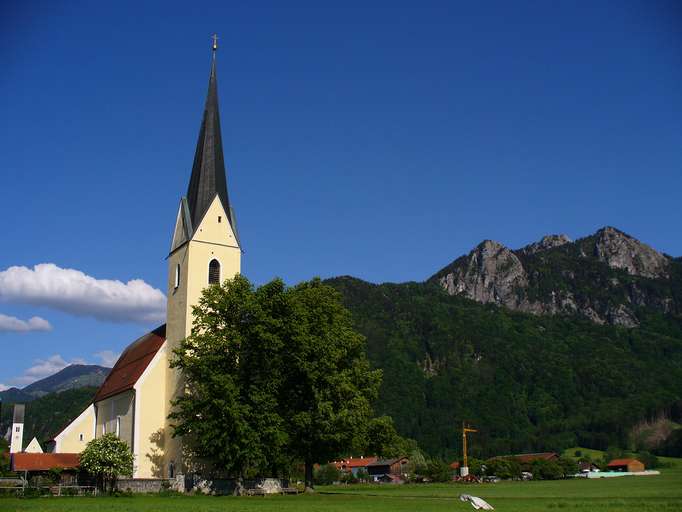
{"left": 185, "top": 50, "right": 235, "bottom": 235}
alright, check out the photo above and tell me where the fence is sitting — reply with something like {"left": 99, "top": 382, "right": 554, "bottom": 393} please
{"left": 0, "top": 477, "right": 97, "bottom": 497}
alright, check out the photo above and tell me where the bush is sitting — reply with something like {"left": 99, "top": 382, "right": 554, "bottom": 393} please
{"left": 637, "top": 451, "right": 659, "bottom": 469}
{"left": 79, "top": 434, "right": 134, "bottom": 493}
{"left": 485, "top": 458, "right": 521, "bottom": 480}
{"left": 603, "top": 446, "right": 625, "bottom": 465}
{"left": 314, "top": 464, "right": 341, "bottom": 485}
{"left": 531, "top": 459, "right": 564, "bottom": 480}
{"left": 21, "top": 487, "right": 50, "bottom": 499}
{"left": 423, "top": 460, "right": 451, "bottom": 482}
{"left": 557, "top": 457, "right": 578, "bottom": 477}
{"left": 467, "top": 458, "right": 484, "bottom": 477}
{"left": 339, "top": 471, "right": 357, "bottom": 484}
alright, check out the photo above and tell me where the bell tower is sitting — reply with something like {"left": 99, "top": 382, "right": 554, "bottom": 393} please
{"left": 166, "top": 36, "right": 241, "bottom": 349}
{"left": 164, "top": 36, "right": 241, "bottom": 474}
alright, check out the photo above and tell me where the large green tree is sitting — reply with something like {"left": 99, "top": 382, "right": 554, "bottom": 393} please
{"left": 169, "top": 276, "right": 288, "bottom": 478}
{"left": 170, "top": 276, "right": 381, "bottom": 488}
{"left": 281, "top": 279, "right": 381, "bottom": 490}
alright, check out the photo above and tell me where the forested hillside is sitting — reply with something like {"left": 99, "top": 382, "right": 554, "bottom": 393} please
{"left": 1, "top": 387, "right": 97, "bottom": 447}
{"left": 327, "top": 277, "right": 682, "bottom": 460}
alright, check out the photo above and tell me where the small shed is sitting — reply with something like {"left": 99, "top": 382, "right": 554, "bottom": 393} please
{"left": 607, "top": 458, "right": 645, "bottom": 472}
{"left": 11, "top": 453, "right": 81, "bottom": 484}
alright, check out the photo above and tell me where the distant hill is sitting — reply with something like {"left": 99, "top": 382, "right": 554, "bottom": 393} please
{"left": 22, "top": 364, "right": 110, "bottom": 397}
{"left": 0, "top": 364, "right": 110, "bottom": 403}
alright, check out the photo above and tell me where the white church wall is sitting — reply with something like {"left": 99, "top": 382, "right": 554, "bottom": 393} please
{"left": 53, "top": 404, "right": 96, "bottom": 453}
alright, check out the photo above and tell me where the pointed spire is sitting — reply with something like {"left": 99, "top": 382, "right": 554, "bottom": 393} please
{"left": 185, "top": 36, "right": 235, "bottom": 237}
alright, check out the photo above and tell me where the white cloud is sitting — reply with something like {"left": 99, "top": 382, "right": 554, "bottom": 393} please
{"left": 0, "top": 263, "right": 166, "bottom": 324}
{"left": 10, "top": 354, "right": 86, "bottom": 386}
{"left": 0, "top": 383, "right": 8, "bottom": 391}
{"left": 0, "top": 313, "right": 52, "bottom": 333}
{"left": 94, "top": 350, "right": 120, "bottom": 368}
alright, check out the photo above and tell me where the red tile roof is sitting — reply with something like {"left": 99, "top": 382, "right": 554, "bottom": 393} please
{"left": 513, "top": 452, "right": 559, "bottom": 463}
{"left": 93, "top": 325, "right": 166, "bottom": 402}
{"left": 11, "top": 453, "right": 80, "bottom": 471}
{"left": 607, "top": 458, "right": 640, "bottom": 467}
{"left": 334, "top": 457, "right": 378, "bottom": 470}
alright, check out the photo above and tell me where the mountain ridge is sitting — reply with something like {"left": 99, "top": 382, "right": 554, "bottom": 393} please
{"left": 429, "top": 226, "right": 681, "bottom": 327}
{"left": 0, "top": 364, "right": 110, "bottom": 404}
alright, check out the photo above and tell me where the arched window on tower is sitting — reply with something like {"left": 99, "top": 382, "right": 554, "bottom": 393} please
{"left": 208, "top": 259, "right": 221, "bottom": 285}
{"left": 174, "top": 264, "right": 180, "bottom": 289}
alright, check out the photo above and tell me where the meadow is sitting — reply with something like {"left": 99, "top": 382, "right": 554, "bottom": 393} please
{"left": 3, "top": 467, "right": 682, "bottom": 512}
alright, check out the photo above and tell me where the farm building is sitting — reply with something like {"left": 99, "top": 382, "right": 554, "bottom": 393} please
{"left": 578, "top": 461, "right": 600, "bottom": 472}
{"left": 11, "top": 453, "right": 81, "bottom": 484}
{"left": 512, "top": 452, "right": 559, "bottom": 464}
{"left": 607, "top": 458, "right": 645, "bottom": 472}
{"left": 333, "top": 456, "right": 377, "bottom": 476}
{"left": 367, "top": 457, "right": 409, "bottom": 481}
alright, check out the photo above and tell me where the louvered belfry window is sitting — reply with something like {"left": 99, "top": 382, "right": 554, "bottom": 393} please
{"left": 208, "top": 259, "right": 221, "bottom": 285}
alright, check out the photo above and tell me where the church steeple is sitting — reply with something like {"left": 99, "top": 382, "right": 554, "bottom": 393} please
{"left": 165, "top": 38, "right": 243, "bottom": 476}
{"left": 183, "top": 37, "right": 238, "bottom": 244}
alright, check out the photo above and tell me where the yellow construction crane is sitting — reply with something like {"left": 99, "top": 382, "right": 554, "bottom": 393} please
{"left": 461, "top": 422, "right": 477, "bottom": 476}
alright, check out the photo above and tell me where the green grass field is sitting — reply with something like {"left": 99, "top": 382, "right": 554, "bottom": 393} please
{"left": 3, "top": 467, "right": 682, "bottom": 512}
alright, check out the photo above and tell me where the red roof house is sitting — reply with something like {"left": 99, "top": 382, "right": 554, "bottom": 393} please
{"left": 333, "top": 456, "right": 378, "bottom": 474}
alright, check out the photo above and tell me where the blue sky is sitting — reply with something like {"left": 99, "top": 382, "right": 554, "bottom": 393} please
{"left": 1, "top": 0, "right": 680, "bottom": 387}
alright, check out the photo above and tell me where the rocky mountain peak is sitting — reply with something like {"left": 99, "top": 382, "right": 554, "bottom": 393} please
{"left": 429, "top": 226, "right": 678, "bottom": 328}
{"left": 592, "top": 226, "right": 669, "bottom": 279}
{"left": 522, "top": 234, "right": 572, "bottom": 255}
{"left": 435, "top": 239, "right": 527, "bottom": 308}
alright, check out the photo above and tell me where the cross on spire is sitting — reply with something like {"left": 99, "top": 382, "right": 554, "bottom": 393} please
{"left": 212, "top": 33, "right": 219, "bottom": 51}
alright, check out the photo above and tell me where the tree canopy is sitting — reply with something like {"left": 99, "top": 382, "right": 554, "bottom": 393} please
{"left": 170, "top": 275, "right": 382, "bottom": 490}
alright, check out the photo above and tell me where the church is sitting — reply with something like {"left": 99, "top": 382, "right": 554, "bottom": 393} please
{"left": 51, "top": 40, "right": 241, "bottom": 479}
